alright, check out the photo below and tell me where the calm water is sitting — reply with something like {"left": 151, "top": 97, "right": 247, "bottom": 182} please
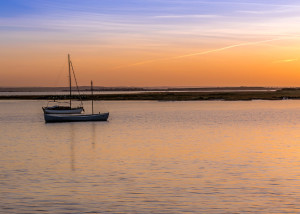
{"left": 1, "top": 100, "right": 300, "bottom": 213}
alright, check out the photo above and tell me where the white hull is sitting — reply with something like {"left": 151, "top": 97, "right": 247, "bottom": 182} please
{"left": 44, "top": 112, "right": 109, "bottom": 123}
{"left": 43, "top": 107, "right": 83, "bottom": 114}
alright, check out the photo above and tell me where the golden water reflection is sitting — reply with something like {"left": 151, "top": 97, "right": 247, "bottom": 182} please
{"left": 1, "top": 100, "right": 300, "bottom": 213}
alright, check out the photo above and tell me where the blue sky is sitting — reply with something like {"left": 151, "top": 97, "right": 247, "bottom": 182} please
{"left": 2, "top": 0, "right": 300, "bottom": 15}
{"left": 2, "top": 0, "right": 300, "bottom": 39}
{"left": 2, "top": 0, "right": 300, "bottom": 53}
{"left": 1, "top": 0, "right": 300, "bottom": 86}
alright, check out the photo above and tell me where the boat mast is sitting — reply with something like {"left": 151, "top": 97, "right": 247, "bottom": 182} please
{"left": 91, "top": 80, "right": 94, "bottom": 114}
{"left": 68, "top": 54, "right": 72, "bottom": 108}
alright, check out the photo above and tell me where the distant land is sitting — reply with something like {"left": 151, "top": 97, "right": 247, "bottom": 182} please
{"left": 0, "top": 86, "right": 277, "bottom": 92}
{"left": 2, "top": 87, "right": 300, "bottom": 101}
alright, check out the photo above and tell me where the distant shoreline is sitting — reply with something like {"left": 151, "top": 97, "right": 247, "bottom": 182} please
{"left": 1, "top": 88, "right": 300, "bottom": 101}
{"left": 0, "top": 86, "right": 277, "bottom": 92}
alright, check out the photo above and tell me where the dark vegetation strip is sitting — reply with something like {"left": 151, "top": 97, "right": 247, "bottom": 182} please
{"left": 1, "top": 89, "right": 300, "bottom": 101}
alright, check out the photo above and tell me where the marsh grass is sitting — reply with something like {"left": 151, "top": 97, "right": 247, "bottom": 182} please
{"left": 2, "top": 88, "right": 300, "bottom": 101}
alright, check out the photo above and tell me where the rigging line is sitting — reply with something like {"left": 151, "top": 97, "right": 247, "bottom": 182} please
{"left": 70, "top": 61, "right": 84, "bottom": 107}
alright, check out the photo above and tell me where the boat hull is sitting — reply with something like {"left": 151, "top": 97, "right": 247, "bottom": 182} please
{"left": 44, "top": 113, "right": 109, "bottom": 123}
{"left": 43, "top": 107, "right": 84, "bottom": 114}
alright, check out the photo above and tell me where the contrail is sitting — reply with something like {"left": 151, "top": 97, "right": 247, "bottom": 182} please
{"left": 171, "top": 38, "right": 283, "bottom": 59}
{"left": 273, "top": 58, "right": 298, "bottom": 63}
{"left": 112, "top": 36, "right": 299, "bottom": 70}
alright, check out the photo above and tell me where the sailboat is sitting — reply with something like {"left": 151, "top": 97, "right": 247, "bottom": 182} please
{"left": 44, "top": 76, "right": 109, "bottom": 122}
{"left": 42, "top": 54, "right": 84, "bottom": 114}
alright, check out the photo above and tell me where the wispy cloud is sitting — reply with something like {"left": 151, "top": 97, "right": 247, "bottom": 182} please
{"left": 238, "top": 6, "right": 300, "bottom": 15}
{"left": 273, "top": 58, "right": 299, "bottom": 63}
{"left": 2, "top": 1, "right": 300, "bottom": 51}
{"left": 153, "top": 14, "right": 220, "bottom": 19}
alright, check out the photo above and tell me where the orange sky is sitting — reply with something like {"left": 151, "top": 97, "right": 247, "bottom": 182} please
{"left": 1, "top": 1, "right": 300, "bottom": 87}
{"left": 1, "top": 37, "right": 300, "bottom": 87}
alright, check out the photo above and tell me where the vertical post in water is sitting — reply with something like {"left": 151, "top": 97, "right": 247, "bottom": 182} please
{"left": 68, "top": 54, "right": 72, "bottom": 108}
{"left": 91, "top": 80, "right": 94, "bottom": 114}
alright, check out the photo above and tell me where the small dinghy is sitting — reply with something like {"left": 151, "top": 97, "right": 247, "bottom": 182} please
{"left": 44, "top": 112, "right": 109, "bottom": 123}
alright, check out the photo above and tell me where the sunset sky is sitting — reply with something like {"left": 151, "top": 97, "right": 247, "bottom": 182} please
{"left": 1, "top": 0, "right": 300, "bottom": 87}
